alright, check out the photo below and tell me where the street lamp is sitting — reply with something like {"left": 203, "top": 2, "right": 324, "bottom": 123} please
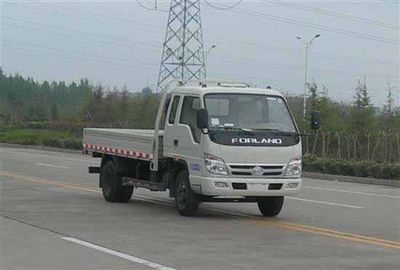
{"left": 297, "top": 34, "right": 320, "bottom": 122}
{"left": 206, "top": 45, "right": 216, "bottom": 60}
{"left": 205, "top": 45, "right": 216, "bottom": 80}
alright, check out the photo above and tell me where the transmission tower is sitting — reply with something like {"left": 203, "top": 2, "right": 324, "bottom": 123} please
{"left": 156, "top": 0, "right": 206, "bottom": 92}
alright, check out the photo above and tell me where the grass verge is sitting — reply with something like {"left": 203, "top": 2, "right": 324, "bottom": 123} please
{"left": 0, "top": 128, "right": 82, "bottom": 150}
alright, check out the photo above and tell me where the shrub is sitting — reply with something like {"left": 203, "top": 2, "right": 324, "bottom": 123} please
{"left": 303, "top": 156, "right": 400, "bottom": 180}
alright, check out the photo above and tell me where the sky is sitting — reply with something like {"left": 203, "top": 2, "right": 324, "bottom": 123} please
{"left": 1, "top": 0, "right": 399, "bottom": 106}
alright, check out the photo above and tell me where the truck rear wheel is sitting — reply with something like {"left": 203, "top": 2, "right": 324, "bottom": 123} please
{"left": 257, "top": 196, "right": 284, "bottom": 217}
{"left": 175, "top": 170, "right": 200, "bottom": 216}
{"left": 117, "top": 186, "right": 134, "bottom": 203}
{"left": 101, "top": 161, "right": 133, "bottom": 203}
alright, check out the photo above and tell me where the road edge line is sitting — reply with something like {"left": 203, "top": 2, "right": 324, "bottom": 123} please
{"left": 61, "top": 237, "right": 176, "bottom": 270}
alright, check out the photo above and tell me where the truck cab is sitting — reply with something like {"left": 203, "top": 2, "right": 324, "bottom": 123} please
{"left": 84, "top": 81, "right": 302, "bottom": 217}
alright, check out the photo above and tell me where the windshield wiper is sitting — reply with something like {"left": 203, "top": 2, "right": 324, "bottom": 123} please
{"left": 212, "top": 126, "right": 256, "bottom": 135}
{"left": 211, "top": 127, "right": 298, "bottom": 136}
{"left": 253, "top": 128, "right": 280, "bottom": 131}
{"left": 254, "top": 129, "right": 299, "bottom": 136}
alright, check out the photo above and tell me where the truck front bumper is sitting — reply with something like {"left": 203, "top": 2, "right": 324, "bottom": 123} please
{"left": 190, "top": 176, "right": 302, "bottom": 197}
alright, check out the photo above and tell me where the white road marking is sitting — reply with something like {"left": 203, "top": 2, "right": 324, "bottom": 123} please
{"left": 61, "top": 237, "right": 176, "bottom": 270}
{"left": 287, "top": 196, "right": 364, "bottom": 209}
{"left": 2, "top": 148, "right": 92, "bottom": 163}
{"left": 36, "top": 163, "right": 70, "bottom": 169}
{"left": 305, "top": 185, "right": 400, "bottom": 199}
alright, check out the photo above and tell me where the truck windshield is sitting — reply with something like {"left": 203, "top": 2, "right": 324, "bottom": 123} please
{"left": 204, "top": 93, "right": 296, "bottom": 132}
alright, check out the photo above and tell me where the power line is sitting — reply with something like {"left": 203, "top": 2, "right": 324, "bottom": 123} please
{"left": 22, "top": 2, "right": 164, "bottom": 34}
{"left": 3, "top": 16, "right": 162, "bottom": 51}
{"left": 212, "top": 38, "right": 397, "bottom": 66}
{"left": 136, "top": 0, "right": 168, "bottom": 12}
{"left": 271, "top": 0, "right": 398, "bottom": 30}
{"left": 216, "top": 56, "right": 398, "bottom": 80}
{"left": 4, "top": 16, "right": 397, "bottom": 74}
{"left": 6, "top": 11, "right": 397, "bottom": 66}
{"left": 3, "top": 40, "right": 158, "bottom": 71}
{"left": 5, "top": 15, "right": 397, "bottom": 81}
{"left": 6, "top": 17, "right": 396, "bottom": 81}
{"left": 136, "top": 0, "right": 157, "bottom": 11}
{"left": 203, "top": 0, "right": 243, "bottom": 11}
{"left": 225, "top": 7, "right": 399, "bottom": 45}
{"left": 6, "top": 2, "right": 398, "bottom": 83}
{"left": 27, "top": 2, "right": 400, "bottom": 47}
{"left": 58, "top": 2, "right": 166, "bottom": 30}
{"left": 19, "top": 3, "right": 398, "bottom": 64}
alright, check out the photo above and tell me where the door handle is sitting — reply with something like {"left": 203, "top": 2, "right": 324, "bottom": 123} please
{"left": 174, "top": 139, "right": 179, "bottom": 146}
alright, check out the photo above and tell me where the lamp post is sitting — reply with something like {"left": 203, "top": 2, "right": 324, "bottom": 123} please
{"left": 296, "top": 34, "right": 320, "bottom": 121}
{"left": 205, "top": 45, "right": 216, "bottom": 80}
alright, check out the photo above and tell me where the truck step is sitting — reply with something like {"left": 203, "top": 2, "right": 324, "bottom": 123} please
{"left": 122, "top": 177, "right": 167, "bottom": 192}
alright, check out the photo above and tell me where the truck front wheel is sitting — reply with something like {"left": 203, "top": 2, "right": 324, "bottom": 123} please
{"left": 257, "top": 196, "right": 284, "bottom": 217}
{"left": 101, "top": 161, "right": 133, "bottom": 203}
{"left": 175, "top": 170, "right": 200, "bottom": 216}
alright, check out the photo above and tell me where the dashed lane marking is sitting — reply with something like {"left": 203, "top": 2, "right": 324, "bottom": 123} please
{"left": 286, "top": 196, "right": 364, "bottom": 209}
{"left": 305, "top": 185, "right": 400, "bottom": 199}
{"left": 37, "top": 163, "right": 70, "bottom": 169}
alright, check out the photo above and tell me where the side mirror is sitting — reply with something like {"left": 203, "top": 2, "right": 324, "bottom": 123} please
{"left": 311, "top": 110, "right": 320, "bottom": 130}
{"left": 197, "top": 109, "right": 209, "bottom": 129}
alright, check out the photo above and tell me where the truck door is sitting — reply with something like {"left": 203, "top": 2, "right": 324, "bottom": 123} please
{"left": 164, "top": 95, "right": 203, "bottom": 177}
{"left": 163, "top": 94, "right": 181, "bottom": 155}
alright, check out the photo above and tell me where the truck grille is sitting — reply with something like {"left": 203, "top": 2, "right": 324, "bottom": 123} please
{"left": 228, "top": 164, "right": 284, "bottom": 177}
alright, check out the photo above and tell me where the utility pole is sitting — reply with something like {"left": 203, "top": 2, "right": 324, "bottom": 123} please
{"left": 296, "top": 34, "right": 320, "bottom": 121}
{"left": 157, "top": 0, "right": 206, "bottom": 92}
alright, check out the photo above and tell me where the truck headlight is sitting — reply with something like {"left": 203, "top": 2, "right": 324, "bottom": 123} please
{"left": 284, "top": 158, "right": 302, "bottom": 177}
{"left": 205, "top": 153, "right": 228, "bottom": 175}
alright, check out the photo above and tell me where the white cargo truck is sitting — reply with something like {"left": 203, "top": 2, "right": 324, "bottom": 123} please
{"left": 84, "top": 81, "right": 302, "bottom": 216}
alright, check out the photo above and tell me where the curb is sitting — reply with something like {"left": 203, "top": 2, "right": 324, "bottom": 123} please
{"left": 302, "top": 172, "right": 400, "bottom": 187}
{"left": 0, "top": 142, "right": 82, "bottom": 155}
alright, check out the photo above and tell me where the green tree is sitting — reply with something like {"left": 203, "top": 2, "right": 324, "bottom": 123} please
{"left": 305, "top": 81, "right": 345, "bottom": 132}
{"left": 348, "top": 77, "right": 374, "bottom": 134}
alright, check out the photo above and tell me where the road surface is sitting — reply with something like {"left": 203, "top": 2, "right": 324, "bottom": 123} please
{"left": 0, "top": 146, "right": 399, "bottom": 270}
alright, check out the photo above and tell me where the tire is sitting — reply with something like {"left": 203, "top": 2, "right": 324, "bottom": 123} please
{"left": 257, "top": 196, "right": 284, "bottom": 217}
{"left": 100, "top": 161, "right": 133, "bottom": 203}
{"left": 175, "top": 170, "right": 200, "bottom": 216}
{"left": 117, "top": 186, "right": 134, "bottom": 203}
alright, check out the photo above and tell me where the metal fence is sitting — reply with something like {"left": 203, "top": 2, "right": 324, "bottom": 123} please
{"left": 302, "top": 131, "right": 400, "bottom": 162}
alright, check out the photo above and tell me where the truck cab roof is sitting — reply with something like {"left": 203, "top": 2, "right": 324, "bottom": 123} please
{"left": 172, "top": 85, "right": 285, "bottom": 98}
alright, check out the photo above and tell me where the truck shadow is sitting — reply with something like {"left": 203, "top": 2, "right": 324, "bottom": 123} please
{"left": 127, "top": 197, "right": 260, "bottom": 220}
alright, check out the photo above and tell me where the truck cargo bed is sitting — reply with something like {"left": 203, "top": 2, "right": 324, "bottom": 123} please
{"left": 83, "top": 128, "right": 164, "bottom": 160}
